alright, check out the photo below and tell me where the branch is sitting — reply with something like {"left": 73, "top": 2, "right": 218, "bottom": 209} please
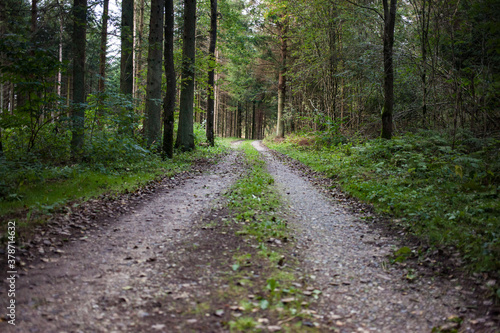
{"left": 341, "top": 0, "right": 384, "bottom": 21}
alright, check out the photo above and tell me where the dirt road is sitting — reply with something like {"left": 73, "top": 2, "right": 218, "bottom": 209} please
{"left": 1, "top": 141, "right": 496, "bottom": 332}
{"left": 253, "top": 140, "right": 496, "bottom": 332}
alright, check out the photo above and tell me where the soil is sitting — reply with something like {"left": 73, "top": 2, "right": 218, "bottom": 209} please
{"left": 0, "top": 141, "right": 498, "bottom": 332}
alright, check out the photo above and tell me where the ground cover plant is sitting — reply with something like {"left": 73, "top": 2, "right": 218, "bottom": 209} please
{"left": 0, "top": 127, "right": 229, "bottom": 241}
{"left": 222, "top": 141, "right": 319, "bottom": 331}
{"left": 265, "top": 130, "right": 500, "bottom": 276}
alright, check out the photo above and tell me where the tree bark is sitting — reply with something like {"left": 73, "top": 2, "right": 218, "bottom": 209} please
{"left": 381, "top": 0, "right": 397, "bottom": 139}
{"left": 120, "top": 0, "right": 134, "bottom": 96}
{"left": 276, "top": 16, "right": 287, "bottom": 138}
{"left": 134, "top": 0, "right": 145, "bottom": 100}
{"left": 175, "top": 0, "right": 197, "bottom": 151}
{"left": 144, "top": 0, "right": 164, "bottom": 148}
{"left": 57, "top": 2, "right": 64, "bottom": 98}
{"left": 98, "top": 0, "right": 109, "bottom": 120}
{"left": 70, "top": 0, "right": 87, "bottom": 160}
{"left": 162, "top": 0, "right": 176, "bottom": 159}
{"left": 0, "top": 0, "right": 5, "bottom": 156}
{"left": 206, "top": 0, "right": 217, "bottom": 146}
{"left": 252, "top": 100, "right": 256, "bottom": 140}
{"left": 237, "top": 101, "right": 242, "bottom": 138}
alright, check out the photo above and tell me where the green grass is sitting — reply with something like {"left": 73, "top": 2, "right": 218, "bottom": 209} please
{"left": 265, "top": 130, "right": 500, "bottom": 274}
{"left": 224, "top": 141, "right": 319, "bottom": 332}
{"left": 226, "top": 141, "right": 287, "bottom": 242}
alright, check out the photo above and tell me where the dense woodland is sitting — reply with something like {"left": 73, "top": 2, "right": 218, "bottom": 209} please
{"left": 0, "top": 1, "right": 499, "bottom": 271}
{"left": 1, "top": 0, "right": 498, "bottom": 160}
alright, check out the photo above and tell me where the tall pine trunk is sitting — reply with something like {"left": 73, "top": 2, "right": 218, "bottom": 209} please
{"left": 120, "top": 0, "right": 134, "bottom": 134}
{"left": 134, "top": 0, "right": 145, "bottom": 101}
{"left": 381, "top": 0, "right": 397, "bottom": 139}
{"left": 98, "top": 0, "right": 109, "bottom": 120}
{"left": 120, "top": 0, "right": 134, "bottom": 96}
{"left": 175, "top": 0, "right": 197, "bottom": 151}
{"left": 144, "top": 0, "right": 164, "bottom": 148}
{"left": 0, "top": 0, "right": 5, "bottom": 157}
{"left": 206, "top": 0, "right": 217, "bottom": 146}
{"left": 70, "top": 0, "right": 87, "bottom": 160}
{"left": 276, "top": 16, "right": 287, "bottom": 138}
{"left": 162, "top": 0, "right": 176, "bottom": 159}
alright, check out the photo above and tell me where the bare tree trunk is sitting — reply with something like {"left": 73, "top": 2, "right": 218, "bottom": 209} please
{"left": 206, "top": 0, "right": 217, "bottom": 146}
{"left": 31, "top": 0, "right": 37, "bottom": 37}
{"left": 276, "top": 15, "right": 287, "bottom": 138}
{"left": 175, "top": 0, "right": 197, "bottom": 151}
{"left": 0, "top": 0, "right": 5, "bottom": 156}
{"left": 57, "top": 4, "right": 63, "bottom": 98}
{"left": 162, "top": 0, "right": 176, "bottom": 159}
{"left": 252, "top": 101, "right": 256, "bottom": 140}
{"left": 121, "top": 0, "right": 134, "bottom": 96}
{"left": 381, "top": 0, "right": 397, "bottom": 139}
{"left": 134, "top": 0, "right": 145, "bottom": 100}
{"left": 98, "top": 0, "right": 109, "bottom": 120}
{"left": 144, "top": 0, "right": 164, "bottom": 148}
{"left": 71, "top": 0, "right": 87, "bottom": 160}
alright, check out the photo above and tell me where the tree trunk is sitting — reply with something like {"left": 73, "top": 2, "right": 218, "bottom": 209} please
{"left": 206, "top": 0, "right": 217, "bottom": 146}
{"left": 70, "top": 0, "right": 87, "bottom": 160}
{"left": 98, "top": 0, "right": 109, "bottom": 120}
{"left": 237, "top": 101, "right": 242, "bottom": 138}
{"left": 57, "top": 3, "right": 64, "bottom": 98}
{"left": 144, "top": 0, "right": 164, "bottom": 149}
{"left": 120, "top": 0, "right": 134, "bottom": 96}
{"left": 175, "top": 0, "right": 197, "bottom": 151}
{"left": 31, "top": 0, "right": 37, "bottom": 37}
{"left": 162, "top": 0, "right": 176, "bottom": 159}
{"left": 252, "top": 100, "right": 256, "bottom": 140}
{"left": 0, "top": 0, "right": 5, "bottom": 156}
{"left": 134, "top": 0, "right": 145, "bottom": 101}
{"left": 276, "top": 16, "right": 287, "bottom": 138}
{"left": 381, "top": 0, "right": 397, "bottom": 139}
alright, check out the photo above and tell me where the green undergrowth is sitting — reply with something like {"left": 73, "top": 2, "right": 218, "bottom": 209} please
{"left": 265, "top": 130, "right": 500, "bottom": 274}
{"left": 223, "top": 141, "right": 319, "bottom": 332}
{"left": 0, "top": 139, "right": 230, "bottom": 239}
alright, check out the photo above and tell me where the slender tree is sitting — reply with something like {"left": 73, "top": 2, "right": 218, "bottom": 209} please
{"left": 120, "top": 0, "right": 134, "bottom": 96}
{"left": 0, "top": 0, "right": 5, "bottom": 157}
{"left": 70, "top": 0, "right": 87, "bottom": 159}
{"left": 381, "top": 0, "right": 397, "bottom": 139}
{"left": 98, "top": 0, "right": 109, "bottom": 117}
{"left": 134, "top": 0, "right": 145, "bottom": 100}
{"left": 276, "top": 10, "right": 287, "bottom": 138}
{"left": 175, "top": 0, "right": 197, "bottom": 151}
{"left": 162, "top": 0, "right": 176, "bottom": 158}
{"left": 206, "top": 0, "right": 218, "bottom": 146}
{"left": 144, "top": 0, "right": 165, "bottom": 148}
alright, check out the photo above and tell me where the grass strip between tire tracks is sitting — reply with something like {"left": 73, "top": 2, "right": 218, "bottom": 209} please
{"left": 222, "top": 140, "right": 321, "bottom": 332}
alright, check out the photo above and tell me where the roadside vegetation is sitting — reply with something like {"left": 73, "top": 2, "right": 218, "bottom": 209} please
{"left": 265, "top": 129, "right": 500, "bottom": 276}
{"left": 0, "top": 125, "right": 229, "bottom": 239}
{"left": 222, "top": 141, "right": 320, "bottom": 332}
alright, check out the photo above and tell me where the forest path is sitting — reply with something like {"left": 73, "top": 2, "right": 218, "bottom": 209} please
{"left": 3, "top": 147, "right": 246, "bottom": 332}
{"left": 2, "top": 141, "right": 494, "bottom": 332}
{"left": 252, "top": 140, "right": 492, "bottom": 332}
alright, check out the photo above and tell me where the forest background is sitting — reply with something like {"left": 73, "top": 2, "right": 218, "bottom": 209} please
{"left": 0, "top": 0, "right": 499, "bottom": 285}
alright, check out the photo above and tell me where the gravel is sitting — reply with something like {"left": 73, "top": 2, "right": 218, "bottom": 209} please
{"left": 253, "top": 140, "right": 496, "bottom": 333}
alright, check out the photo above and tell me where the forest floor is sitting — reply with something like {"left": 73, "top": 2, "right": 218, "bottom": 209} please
{"left": 1, "top": 141, "right": 498, "bottom": 332}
